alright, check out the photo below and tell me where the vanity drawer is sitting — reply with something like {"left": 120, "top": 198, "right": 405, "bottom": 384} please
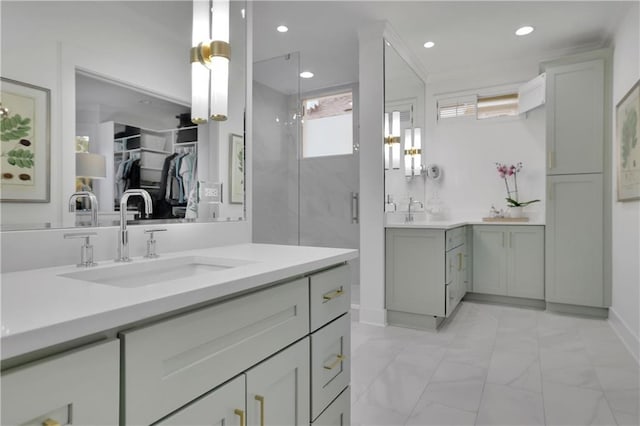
{"left": 310, "top": 264, "right": 351, "bottom": 332}
{"left": 311, "top": 387, "right": 351, "bottom": 426}
{"left": 311, "top": 314, "right": 351, "bottom": 421}
{"left": 121, "top": 278, "right": 309, "bottom": 426}
{"left": 445, "top": 226, "right": 466, "bottom": 251}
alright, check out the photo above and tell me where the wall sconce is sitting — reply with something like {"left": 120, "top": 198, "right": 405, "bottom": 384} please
{"left": 404, "top": 127, "right": 424, "bottom": 177}
{"left": 384, "top": 111, "right": 401, "bottom": 170}
{"left": 191, "top": 0, "right": 230, "bottom": 124}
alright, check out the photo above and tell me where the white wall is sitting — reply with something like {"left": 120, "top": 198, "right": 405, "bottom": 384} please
{"left": 610, "top": 2, "right": 640, "bottom": 361}
{"left": 425, "top": 83, "right": 546, "bottom": 222}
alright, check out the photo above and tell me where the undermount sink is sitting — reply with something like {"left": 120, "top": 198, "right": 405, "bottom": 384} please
{"left": 60, "top": 256, "right": 254, "bottom": 288}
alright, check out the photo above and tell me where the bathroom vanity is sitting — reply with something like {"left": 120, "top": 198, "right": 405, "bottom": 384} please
{"left": 1, "top": 244, "right": 357, "bottom": 426}
{"left": 385, "top": 221, "right": 544, "bottom": 329}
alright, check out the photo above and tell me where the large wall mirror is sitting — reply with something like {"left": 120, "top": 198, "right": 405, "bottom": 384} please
{"left": 0, "top": 0, "right": 246, "bottom": 231}
{"left": 384, "top": 41, "right": 426, "bottom": 215}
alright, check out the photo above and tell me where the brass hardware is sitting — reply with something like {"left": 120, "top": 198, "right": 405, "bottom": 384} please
{"left": 255, "top": 395, "right": 265, "bottom": 426}
{"left": 191, "top": 117, "right": 207, "bottom": 124}
{"left": 42, "top": 420, "right": 60, "bottom": 426}
{"left": 324, "top": 354, "right": 346, "bottom": 370}
{"left": 210, "top": 40, "right": 231, "bottom": 60}
{"left": 323, "top": 288, "right": 344, "bottom": 302}
{"left": 234, "top": 409, "right": 245, "bottom": 426}
{"left": 384, "top": 136, "right": 400, "bottom": 145}
{"left": 404, "top": 147, "right": 422, "bottom": 156}
{"left": 211, "top": 113, "right": 228, "bottom": 122}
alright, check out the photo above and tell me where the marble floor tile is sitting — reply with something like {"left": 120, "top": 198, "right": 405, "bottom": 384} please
{"left": 406, "top": 401, "right": 476, "bottom": 426}
{"left": 476, "top": 383, "right": 545, "bottom": 426}
{"left": 419, "top": 380, "right": 485, "bottom": 413}
{"left": 486, "top": 350, "right": 542, "bottom": 393}
{"left": 543, "top": 381, "right": 618, "bottom": 426}
{"left": 349, "top": 302, "right": 639, "bottom": 426}
{"left": 350, "top": 399, "right": 408, "bottom": 426}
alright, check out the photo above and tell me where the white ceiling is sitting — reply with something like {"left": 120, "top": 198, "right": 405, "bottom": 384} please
{"left": 252, "top": 0, "right": 633, "bottom": 93}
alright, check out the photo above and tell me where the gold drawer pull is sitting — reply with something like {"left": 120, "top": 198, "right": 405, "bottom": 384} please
{"left": 255, "top": 395, "right": 265, "bottom": 426}
{"left": 323, "top": 354, "right": 346, "bottom": 370}
{"left": 323, "top": 288, "right": 344, "bottom": 302}
{"left": 43, "top": 420, "right": 60, "bottom": 426}
{"left": 234, "top": 409, "right": 245, "bottom": 426}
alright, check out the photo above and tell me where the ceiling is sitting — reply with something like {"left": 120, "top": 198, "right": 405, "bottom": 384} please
{"left": 252, "top": 0, "right": 633, "bottom": 92}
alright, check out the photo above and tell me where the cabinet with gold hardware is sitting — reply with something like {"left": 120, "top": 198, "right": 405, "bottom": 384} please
{"left": 1, "top": 340, "right": 119, "bottom": 425}
{"left": 472, "top": 225, "right": 544, "bottom": 300}
{"left": 385, "top": 226, "right": 468, "bottom": 329}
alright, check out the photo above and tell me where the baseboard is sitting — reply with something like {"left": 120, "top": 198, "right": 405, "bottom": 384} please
{"left": 359, "top": 306, "right": 387, "bottom": 326}
{"left": 546, "top": 301, "right": 609, "bottom": 319}
{"left": 387, "top": 310, "right": 444, "bottom": 331}
{"left": 608, "top": 307, "right": 640, "bottom": 365}
{"left": 464, "top": 292, "right": 546, "bottom": 310}
{"left": 350, "top": 304, "right": 360, "bottom": 322}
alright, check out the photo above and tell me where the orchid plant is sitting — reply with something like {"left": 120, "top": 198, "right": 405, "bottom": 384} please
{"left": 495, "top": 162, "right": 540, "bottom": 207}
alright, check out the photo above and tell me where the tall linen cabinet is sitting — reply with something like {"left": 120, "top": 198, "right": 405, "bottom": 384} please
{"left": 543, "top": 50, "right": 612, "bottom": 314}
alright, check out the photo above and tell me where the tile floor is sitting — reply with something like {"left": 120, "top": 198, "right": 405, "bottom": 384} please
{"left": 350, "top": 302, "right": 639, "bottom": 426}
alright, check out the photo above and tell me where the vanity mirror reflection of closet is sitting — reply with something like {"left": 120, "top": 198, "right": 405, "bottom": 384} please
{"left": 76, "top": 72, "right": 203, "bottom": 224}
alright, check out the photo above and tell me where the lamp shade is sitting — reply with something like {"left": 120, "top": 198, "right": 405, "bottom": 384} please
{"left": 76, "top": 152, "right": 106, "bottom": 178}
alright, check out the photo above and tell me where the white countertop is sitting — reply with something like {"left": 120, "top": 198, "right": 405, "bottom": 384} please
{"left": 1, "top": 244, "right": 358, "bottom": 360}
{"left": 385, "top": 219, "right": 545, "bottom": 230}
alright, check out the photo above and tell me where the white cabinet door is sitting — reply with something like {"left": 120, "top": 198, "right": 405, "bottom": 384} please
{"left": 545, "top": 59, "right": 604, "bottom": 174}
{"left": 385, "top": 228, "right": 445, "bottom": 316}
{"left": 1, "top": 340, "right": 119, "bottom": 426}
{"left": 473, "top": 226, "right": 508, "bottom": 296}
{"left": 546, "top": 174, "right": 604, "bottom": 307}
{"left": 156, "top": 375, "right": 245, "bottom": 426}
{"left": 246, "top": 338, "right": 310, "bottom": 426}
{"left": 507, "top": 226, "right": 544, "bottom": 299}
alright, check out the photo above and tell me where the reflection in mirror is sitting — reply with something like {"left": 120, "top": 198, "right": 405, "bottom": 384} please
{"left": 0, "top": 0, "right": 246, "bottom": 231}
{"left": 384, "top": 41, "right": 426, "bottom": 216}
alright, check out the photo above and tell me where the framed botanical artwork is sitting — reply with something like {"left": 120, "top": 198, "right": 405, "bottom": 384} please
{"left": 616, "top": 79, "right": 640, "bottom": 202}
{"left": 1, "top": 77, "right": 51, "bottom": 202}
{"left": 229, "top": 133, "right": 244, "bottom": 204}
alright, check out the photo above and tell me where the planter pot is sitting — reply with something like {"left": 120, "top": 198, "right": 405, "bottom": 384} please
{"left": 509, "top": 206, "right": 524, "bottom": 218}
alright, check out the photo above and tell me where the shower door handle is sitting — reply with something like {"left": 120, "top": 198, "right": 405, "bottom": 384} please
{"left": 351, "top": 192, "right": 359, "bottom": 224}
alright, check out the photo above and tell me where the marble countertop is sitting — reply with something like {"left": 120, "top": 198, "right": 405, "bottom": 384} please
{"left": 1, "top": 243, "right": 358, "bottom": 360}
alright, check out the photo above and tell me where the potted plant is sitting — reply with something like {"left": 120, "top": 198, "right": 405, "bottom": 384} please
{"left": 495, "top": 162, "right": 540, "bottom": 217}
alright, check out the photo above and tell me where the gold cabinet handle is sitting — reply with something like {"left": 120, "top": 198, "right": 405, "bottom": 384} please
{"left": 255, "top": 395, "right": 265, "bottom": 426}
{"left": 548, "top": 150, "right": 555, "bottom": 169}
{"left": 323, "top": 354, "right": 346, "bottom": 370}
{"left": 322, "top": 288, "right": 344, "bottom": 302}
{"left": 42, "top": 420, "right": 60, "bottom": 426}
{"left": 234, "top": 409, "right": 245, "bottom": 426}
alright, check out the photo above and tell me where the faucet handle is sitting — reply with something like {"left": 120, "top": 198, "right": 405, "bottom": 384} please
{"left": 64, "top": 232, "right": 98, "bottom": 267}
{"left": 144, "top": 228, "right": 167, "bottom": 259}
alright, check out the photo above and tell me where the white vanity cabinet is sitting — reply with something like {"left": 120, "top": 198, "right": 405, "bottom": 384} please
{"left": 385, "top": 226, "right": 467, "bottom": 329}
{"left": 1, "top": 340, "right": 119, "bottom": 426}
{"left": 472, "top": 225, "right": 544, "bottom": 300}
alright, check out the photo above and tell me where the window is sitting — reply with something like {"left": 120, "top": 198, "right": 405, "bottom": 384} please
{"left": 302, "top": 91, "right": 353, "bottom": 158}
{"left": 477, "top": 93, "right": 519, "bottom": 119}
{"left": 437, "top": 92, "right": 519, "bottom": 121}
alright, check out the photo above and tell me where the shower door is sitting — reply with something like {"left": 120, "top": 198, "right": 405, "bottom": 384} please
{"left": 252, "top": 53, "right": 360, "bottom": 305}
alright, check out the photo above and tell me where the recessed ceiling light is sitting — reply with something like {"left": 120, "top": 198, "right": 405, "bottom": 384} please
{"left": 277, "top": 25, "right": 288, "bottom": 33}
{"left": 300, "top": 71, "right": 314, "bottom": 79}
{"left": 423, "top": 41, "right": 435, "bottom": 49}
{"left": 515, "top": 26, "right": 534, "bottom": 36}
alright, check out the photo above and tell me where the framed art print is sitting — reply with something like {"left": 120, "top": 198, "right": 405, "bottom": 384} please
{"left": 229, "top": 133, "right": 244, "bottom": 204}
{"left": 1, "top": 77, "right": 51, "bottom": 202}
{"left": 616, "top": 78, "right": 640, "bottom": 202}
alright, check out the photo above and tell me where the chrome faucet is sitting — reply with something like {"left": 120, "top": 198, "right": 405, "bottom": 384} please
{"left": 69, "top": 191, "right": 99, "bottom": 226}
{"left": 406, "top": 197, "right": 424, "bottom": 223}
{"left": 117, "top": 189, "right": 153, "bottom": 262}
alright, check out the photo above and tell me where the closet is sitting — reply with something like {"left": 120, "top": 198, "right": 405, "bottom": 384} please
{"left": 113, "top": 124, "right": 198, "bottom": 218}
